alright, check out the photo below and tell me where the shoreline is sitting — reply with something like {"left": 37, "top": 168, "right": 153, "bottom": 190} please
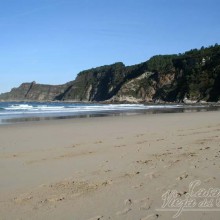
{"left": 0, "top": 101, "right": 220, "bottom": 125}
{"left": 0, "top": 111, "right": 220, "bottom": 219}
{"left": 1, "top": 108, "right": 219, "bottom": 127}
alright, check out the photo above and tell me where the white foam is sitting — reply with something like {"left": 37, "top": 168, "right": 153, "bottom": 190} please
{"left": 0, "top": 103, "right": 184, "bottom": 116}
{"left": 5, "top": 104, "right": 34, "bottom": 110}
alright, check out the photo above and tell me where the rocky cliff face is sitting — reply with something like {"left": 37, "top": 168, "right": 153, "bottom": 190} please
{"left": 58, "top": 62, "right": 148, "bottom": 101}
{"left": 111, "top": 71, "right": 176, "bottom": 102}
{"left": 0, "top": 81, "right": 68, "bottom": 101}
{"left": 1, "top": 44, "right": 220, "bottom": 103}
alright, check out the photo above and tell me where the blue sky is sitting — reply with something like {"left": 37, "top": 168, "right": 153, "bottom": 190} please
{"left": 1, "top": 0, "right": 220, "bottom": 93}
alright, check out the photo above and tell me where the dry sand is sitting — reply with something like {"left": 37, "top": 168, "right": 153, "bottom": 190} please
{"left": 0, "top": 111, "right": 220, "bottom": 220}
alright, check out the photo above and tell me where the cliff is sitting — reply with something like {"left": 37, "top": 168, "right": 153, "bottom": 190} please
{"left": 59, "top": 62, "right": 148, "bottom": 101}
{"left": 0, "top": 81, "right": 68, "bottom": 101}
{"left": 1, "top": 44, "right": 220, "bottom": 103}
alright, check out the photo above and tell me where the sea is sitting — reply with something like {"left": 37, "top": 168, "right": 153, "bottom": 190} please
{"left": 0, "top": 101, "right": 219, "bottom": 125}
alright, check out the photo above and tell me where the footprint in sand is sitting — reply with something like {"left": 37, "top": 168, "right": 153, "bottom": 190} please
{"left": 104, "top": 169, "right": 112, "bottom": 173}
{"left": 124, "top": 171, "right": 140, "bottom": 177}
{"left": 14, "top": 193, "right": 33, "bottom": 203}
{"left": 140, "top": 213, "right": 159, "bottom": 220}
{"left": 144, "top": 172, "right": 158, "bottom": 179}
{"left": 137, "top": 140, "right": 148, "bottom": 145}
{"left": 101, "top": 180, "right": 113, "bottom": 186}
{"left": 124, "top": 198, "right": 132, "bottom": 206}
{"left": 114, "top": 144, "right": 126, "bottom": 148}
{"left": 116, "top": 208, "right": 132, "bottom": 215}
{"left": 87, "top": 216, "right": 103, "bottom": 220}
{"left": 136, "top": 159, "right": 152, "bottom": 165}
{"left": 94, "top": 140, "right": 103, "bottom": 144}
{"left": 134, "top": 197, "right": 150, "bottom": 203}
{"left": 190, "top": 164, "right": 198, "bottom": 169}
{"left": 139, "top": 203, "right": 151, "bottom": 210}
{"left": 136, "top": 134, "right": 145, "bottom": 138}
{"left": 176, "top": 172, "right": 188, "bottom": 181}
{"left": 164, "top": 159, "right": 180, "bottom": 168}
{"left": 163, "top": 164, "right": 172, "bottom": 168}
{"left": 156, "top": 138, "right": 164, "bottom": 142}
{"left": 65, "top": 144, "right": 77, "bottom": 148}
{"left": 132, "top": 183, "right": 143, "bottom": 189}
{"left": 47, "top": 195, "right": 65, "bottom": 202}
{"left": 133, "top": 197, "right": 152, "bottom": 210}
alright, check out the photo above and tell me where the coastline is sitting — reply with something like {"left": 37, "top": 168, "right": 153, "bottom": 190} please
{"left": 0, "top": 111, "right": 220, "bottom": 219}
{"left": 1, "top": 101, "right": 220, "bottom": 125}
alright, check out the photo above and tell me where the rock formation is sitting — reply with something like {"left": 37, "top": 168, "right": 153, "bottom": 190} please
{"left": 1, "top": 44, "right": 220, "bottom": 103}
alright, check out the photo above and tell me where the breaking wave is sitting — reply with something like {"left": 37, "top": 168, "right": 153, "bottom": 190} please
{"left": 1, "top": 103, "right": 182, "bottom": 115}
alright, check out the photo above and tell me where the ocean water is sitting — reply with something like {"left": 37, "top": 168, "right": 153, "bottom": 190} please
{"left": 0, "top": 101, "right": 219, "bottom": 124}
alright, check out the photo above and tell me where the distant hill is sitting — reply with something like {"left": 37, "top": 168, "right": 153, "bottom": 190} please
{"left": 1, "top": 44, "right": 220, "bottom": 103}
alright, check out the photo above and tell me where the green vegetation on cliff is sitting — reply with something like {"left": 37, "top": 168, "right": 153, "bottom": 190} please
{"left": 171, "top": 44, "right": 220, "bottom": 101}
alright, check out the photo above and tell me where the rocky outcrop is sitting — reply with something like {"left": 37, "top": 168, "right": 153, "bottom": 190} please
{"left": 0, "top": 81, "right": 68, "bottom": 101}
{"left": 111, "top": 71, "right": 176, "bottom": 102}
{"left": 0, "top": 44, "right": 220, "bottom": 103}
{"left": 45, "top": 63, "right": 147, "bottom": 101}
{"left": 58, "top": 62, "right": 148, "bottom": 101}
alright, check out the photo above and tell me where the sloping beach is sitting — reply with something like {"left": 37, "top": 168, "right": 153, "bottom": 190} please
{"left": 0, "top": 111, "right": 220, "bottom": 220}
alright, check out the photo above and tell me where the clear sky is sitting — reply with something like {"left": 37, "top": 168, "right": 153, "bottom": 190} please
{"left": 1, "top": 0, "right": 220, "bottom": 93}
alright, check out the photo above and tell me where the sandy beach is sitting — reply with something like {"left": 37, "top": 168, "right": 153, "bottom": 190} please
{"left": 0, "top": 111, "right": 220, "bottom": 220}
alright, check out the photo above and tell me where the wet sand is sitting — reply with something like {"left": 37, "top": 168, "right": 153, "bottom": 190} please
{"left": 0, "top": 111, "right": 220, "bottom": 219}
